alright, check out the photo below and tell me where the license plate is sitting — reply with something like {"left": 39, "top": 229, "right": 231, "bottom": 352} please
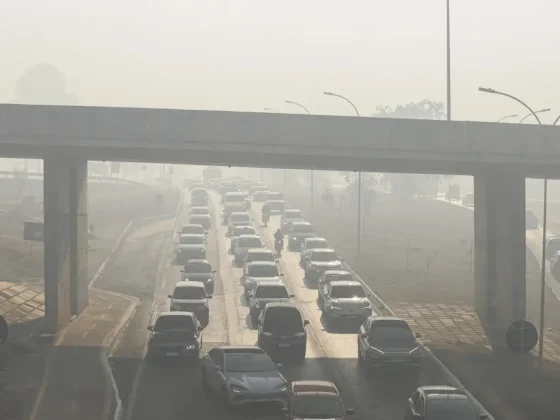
{"left": 390, "top": 358, "right": 403, "bottom": 363}
{"left": 278, "top": 343, "right": 291, "bottom": 348}
{"left": 346, "top": 315, "right": 358, "bottom": 319}
{"left": 166, "top": 352, "right": 179, "bottom": 357}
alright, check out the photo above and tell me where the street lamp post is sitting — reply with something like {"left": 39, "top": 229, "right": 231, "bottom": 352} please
{"left": 446, "top": 0, "right": 451, "bottom": 120}
{"left": 285, "top": 100, "right": 313, "bottom": 213}
{"left": 518, "top": 109, "right": 551, "bottom": 123}
{"left": 496, "top": 114, "right": 518, "bottom": 123}
{"left": 323, "top": 92, "right": 363, "bottom": 262}
{"left": 478, "top": 87, "right": 547, "bottom": 367}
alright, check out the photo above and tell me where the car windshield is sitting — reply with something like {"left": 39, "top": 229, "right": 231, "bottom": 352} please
{"left": 224, "top": 194, "right": 244, "bottom": 203}
{"left": 185, "top": 262, "right": 211, "bottom": 273}
{"left": 239, "top": 238, "right": 262, "bottom": 248}
{"left": 234, "top": 227, "right": 255, "bottom": 236}
{"left": 325, "top": 273, "right": 353, "bottom": 282}
{"left": 311, "top": 251, "right": 338, "bottom": 262}
{"left": 248, "top": 265, "right": 279, "bottom": 277}
{"left": 292, "top": 394, "right": 345, "bottom": 419}
{"left": 154, "top": 316, "right": 195, "bottom": 332}
{"left": 368, "top": 325, "right": 416, "bottom": 348}
{"left": 331, "top": 285, "right": 366, "bottom": 298}
{"left": 191, "top": 208, "right": 209, "bottom": 215}
{"left": 268, "top": 193, "right": 283, "bottom": 199}
{"left": 255, "top": 285, "right": 289, "bottom": 298}
{"left": 182, "top": 227, "right": 204, "bottom": 235}
{"left": 284, "top": 210, "right": 302, "bottom": 219}
{"left": 306, "top": 239, "right": 328, "bottom": 249}
{"left": 426, "top": 398, "right": 477, "bottom": 420}
{"left": 248, "top": 252, "right": 274, "bottom": 262}
{"left": 225, "top": 352, "right": 276, "bottom": 373}
{"left": 180, "top": 236, "right": 204, "bottom": 245}
{"left": 173, "top": 287, "right": 206, "bottom": 299}
{"left": 263, "top": 309, "right": 303, "bottom": 334}
{"left": 231, "top": 214, "right": 250, "bottom": 222}
{"left": 293, "top": 225, "right": 313, "bottom": 233}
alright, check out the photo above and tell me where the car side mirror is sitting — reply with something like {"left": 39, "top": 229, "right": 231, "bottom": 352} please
{"left": 280, "top": 273, "right": 285, "bottom": 276}
{"left": 280, "top": 407, "right": 288, "bottom": 413}
{"left": 215, "top": 365, "right": 222, "bottom": 372}
{"left": 345, "top": 408, "right": 356, "bottom": 415}
{"left": 304, "top": 320, "right": 310, "bottom": 326}
{"left": 289, "top": 294, "right": 295, "bottom": 298}
{"left": 360, "top": 332, "right": 368, "bottom": 338}
{"left": 212, "top": 270, "right": 217, "bottom": 273}
{"left": 147, "top": 326, "right": 153, "bottom": 331}
{"left": 275, "top": 363, "right": 283, "bottom": 368}
{"left": 198, "top": 326, "right": 204, "bottom": 331}
{"left": 340, "top": 257, "right": 345, "bottom": 262}
{"left": 247, "top": 291, "right": 253, "bottom": 297}
{"left": 167, "top": 294, "right": 173, "bottom": 298}
{"left": 480, "top": 415, "right": 488, "bottom": 420}
{"left": 207, "top": 295, "right": 213, "bottom": 299}
{"left": 415, "top": 332, "right": 421, "bottom": 338}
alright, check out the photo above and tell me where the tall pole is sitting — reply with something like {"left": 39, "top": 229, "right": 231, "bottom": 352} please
{"left": 496, "top": 114, "right": 518, "bottom": 123}
{"left": 323, "top": 91, "right": 362, "bottom": 261}
{"left": 518, "top": 108, "right": 550, "bottom": 123}
{"left": 479, "top": 87, "right": 546, "bottom": 367}
{"left": 285, "top": 100, "right": 313, "bottom": 212}
{"left": 446, "top": 0, "right": 451, "bottom": 120}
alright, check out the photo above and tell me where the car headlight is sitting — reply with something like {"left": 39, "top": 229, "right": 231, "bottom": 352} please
{"left": 230, "top": 384, "right": 247, "bottom": 393}
{"left": 184, "top": 344, "right": 196, "bottom": 350}
{"left": 295, "top": 332, "right": 305, "bottom": 337}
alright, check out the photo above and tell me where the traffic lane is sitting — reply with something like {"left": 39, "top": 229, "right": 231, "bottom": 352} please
{"left": 126, "top": 195, "right": 229, "bottom": 420}
{"left": 254, "top": 206, "right": 449, "bottom": 420}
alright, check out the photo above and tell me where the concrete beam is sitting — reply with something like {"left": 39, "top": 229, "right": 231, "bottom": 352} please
{"left": 474, "top": 170, "right": 526, "bottom": 350}
{"left": 43, "top": 156, "right": 88, "bottom": 332}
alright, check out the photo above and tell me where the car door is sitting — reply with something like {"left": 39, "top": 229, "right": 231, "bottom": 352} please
{"left": 322, "top": 283, "right": 333, "bottom": 309}
{"left": 207, "top": 348, "right": 225, "bottom": 391}
{"left": 405, "top": 390, "right": 422, "bottom": 420}
{"left": 358, "top": 318, "right": 371, "bottom": 356}
{"left": 318, "top": 274, "right": 329, "bottom": 297}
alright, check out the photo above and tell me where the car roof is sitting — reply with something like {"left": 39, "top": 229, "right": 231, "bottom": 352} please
{"left": 180, "top": 233, "right": 205, "bottom": 238}
{"left": 238, "top": 234, "right": 261, "bottom": 240}
{"left": 234, "top": 224, "right": 254, "bottom": 229}
{"left": 421, "top": 386, "right": 469, "bottom": 400}
{"left": 182, "top": 224, "right": 204, "bottom": 228}
{"left": 248, "top": 261, "right": 277, "bottom": 267}
{"left": 284, "top": 209, "right": 301, "bottom": 213}
{"left": 230, "top": 211, "right": 249, "bottom": 216}
{"left": 191, "top": 188, "right": 207, "bottom": 192}
{"left": 311, "top": 248, "right": 336, "bottom": 253}
{"left": 190, "top": 214, "right": 210, "bottom": 218}
{"left": 158, "top": 311, "right": 195, "bottom": 318}
{"left": 294, "top": 391, "right": 341, "bottom": 399}
{"left": 370, "top": 316, "right": 409, "bottom": 325}
{"left": 265, "top": 302, "right": 298, "bottom": 309}
{"left": 267, "top": 199, "right": 284, "bottom": 203}
{"left": 247, "top": 248, "right": 273, "bottom": 254}
{"left": 255, "top": 281, "right": 287, "bottom": 288}
{"left": 191, "top": 206, "right": 209, "bottom": 209}
{"left": 330, "top": 280, "right": 362, "bottom": 287}
{"left": 291, "top": 380, "right": 338, "bottom": 393}
{"left": 217, "top": 345, "right": 266, "bottom": 353}
{"left": 225, "top": 191, "right": 243, "bottom": 195}
{"left": 292, "top": 221, "right": 311, "bottom": 226}
{"left": 174, "top": 281, "right": 205, "bottom": 289}
{"left": 323, "top": 270, "right": 352, "bottom": 275}
{"left": 185, "top": 259, "right": 210, "bottom": 265}
{"left": 304, "top": 237, "right": 327, "bottom": 243}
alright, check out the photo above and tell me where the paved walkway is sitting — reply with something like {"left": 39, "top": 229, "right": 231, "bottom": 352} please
{"left": 0, "top": 281, "right": 44, "bottom": 326}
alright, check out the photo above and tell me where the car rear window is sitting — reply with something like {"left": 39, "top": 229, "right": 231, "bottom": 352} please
{"left": 180, "top": 236, "right": 204, "bottom": 245}
{"left": 173, "top": 287, "right": 206, "bottom": 300}
{"left": 263, "top": 308, "right": 303, "bottom": 333}
{"left": 231, "top": 213, "right": 250, "bottom": 222}
{"left": 311, "top": 250, "right": 338, "bottom": 262}
{"left": 248, "top": 265, "right": 279, "bottom": 278}
{"left": 330, "top": 284, "right": 366, "bottom": 298}
{"left": 324, "top": 272, "right": 353, "bottom": 282}
{"left": 426, "top": 398, "right": 477, "bottom": 420}
{"left": 181, "top": 226, "right": 204, "bottom": 234}
{"left": 306, "top": 239, "right": 328, "bottom": 249}
{"left": 247, "top": 252, "right": 274, "bottom": 262}
{"left": 255, "top": 285, "right": 289, "bottom": 298}
{"left": 284, "top": 210, "right": 302, "bottom": 219}
{"left": 368, "top": 325, "right": 415, "bottom": 348}
{"left": 293, "top": 224, "right": 313, "bottom": 233}
{"left": 238, "top": 237, "right": 262, "bottom": 248}
{"left": 154, "top": 315, "right": 195, "bottom": 332}
{"left": 185, "top": 261, "right": 211, "bottom": 273}
{"left": 234, "top": 226, "right": 255, "bottom": 236}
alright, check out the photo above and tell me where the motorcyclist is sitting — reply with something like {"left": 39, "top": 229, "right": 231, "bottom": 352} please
{"left": 261, "top": 203, "right": 270, "bottom": 226}
{"left": 274, "top": 228, "right": 284, "bottom": 255}
{"left": 274, "top": 228, "right": 284, "bottom": 243}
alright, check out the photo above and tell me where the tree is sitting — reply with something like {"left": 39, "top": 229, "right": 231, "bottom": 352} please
{"left": 12, "top": 63, "right": 79, "bottom": 105}
{"left": 373, "top": 99, "right": 445, "bottom": 196}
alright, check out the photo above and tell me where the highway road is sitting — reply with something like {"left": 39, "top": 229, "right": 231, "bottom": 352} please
{"left": 108, "top": 188, "right": 459, "bottom": 420}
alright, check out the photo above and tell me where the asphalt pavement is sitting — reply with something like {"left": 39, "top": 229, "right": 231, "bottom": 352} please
{"left": 109, "top": 190, "right": 455, "bottom": 420}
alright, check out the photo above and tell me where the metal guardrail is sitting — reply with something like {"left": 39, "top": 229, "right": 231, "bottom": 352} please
{"left": 0, "top": 170, "right": 145, "bottom": 186}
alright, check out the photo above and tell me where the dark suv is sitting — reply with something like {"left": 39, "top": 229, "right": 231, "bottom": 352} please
{"left": 257, "top": 302, "right": 309, "bottom": 363}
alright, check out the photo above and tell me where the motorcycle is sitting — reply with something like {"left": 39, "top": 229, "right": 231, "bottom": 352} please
{"left": 262, "top": 212, "right": 270, "bottom": 227}
{"left": 274, "top": 237, "right": 284, "bottom": 257}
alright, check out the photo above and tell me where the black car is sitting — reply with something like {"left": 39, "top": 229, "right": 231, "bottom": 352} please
{"left": 357, "top": 316, "right": 421, "bottom": 374}
{"left": 266, "top": 200, "right": 285, "bottom": 214}
{"left": 169, "top": 282, "right": 211, "bottom": 325}
{"left": 147, "top": 312, "right": 203, "bottom": 361}
{"left": 191, "top": 188, "right": 208, "bottom": 206}
{"left": 257, "top": 302, "right": 309, "bottom": 363}
{"left": 248, "top": 281, "right": 293, "bottom": 325}
{"left": 189, "top": 214, "right": 211, "bottom": 230}
{"left": 405, "top": 386, "right": 488, "bottom": 420}
{"left": 181, "top": 259, "right": 217, "bottom": 295}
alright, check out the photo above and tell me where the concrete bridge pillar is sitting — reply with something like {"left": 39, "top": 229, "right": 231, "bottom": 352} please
{"left": 473, "top": 169, "right": 526, "bottom": 350}
{"left": 44, "top": 156, "right": 88, "bottom": 332}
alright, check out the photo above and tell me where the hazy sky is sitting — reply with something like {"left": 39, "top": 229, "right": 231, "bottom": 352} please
{"left": 2, "top": 1, "right": 559, "bottom": 122}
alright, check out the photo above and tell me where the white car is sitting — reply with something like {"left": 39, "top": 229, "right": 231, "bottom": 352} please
{"left": 243, "top": 261, "right": 284, "bottom": 296}
{"left": 227, "top": 212, "right": 252, "bottom": 235}
{"left": 230, "top": 225, "right": 257, "bottom": 253}
{"left": 234, "top": 235, "right": 263, "bottom": 264}
{"left": 201, "top": 346, "right": 288, "bottom": 406}
{"left": 320, "top": 281, "right": 372, "bottom": 322}
{"left": 299, "top": 237, "right": 329, "bottom": 263}
{"left": 280, "top": 209, "right": 304, "bottom": 232}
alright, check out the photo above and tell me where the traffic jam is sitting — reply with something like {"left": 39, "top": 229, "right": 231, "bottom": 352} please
{"left": 147, "top": 168, "right": 486, "bottom": 420}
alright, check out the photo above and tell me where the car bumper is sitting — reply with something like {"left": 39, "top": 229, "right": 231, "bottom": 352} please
{"left": 227, "top": 390, "right": 287, "bottom": 406}
{"left": 148, "top": 345, "right": 199, "bottom": 358}
{"left": 259, "top": 336, "right": 306, "bottom": 352}
{"left": 366, "top": 356, "right": 421, "bottom": 369}
{"left": 326, "top": 309, "right": 371, "bottom": 320}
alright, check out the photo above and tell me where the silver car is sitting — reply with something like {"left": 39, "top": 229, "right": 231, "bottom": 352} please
{"left": 201, "top": 346, "right": 288, "bottom": 406}
{"left": 227, "top": 212, "right": 252, "bottom": 235}
{"left": 320, "top": 280, "right": 372, "bottom": 322}
{"left": 230, "top": 225, "right": 257, "bottom": 253}
{"left": 243, "top": 261, "right": 284, "bottom": 296}
{"left": 176, "top": 234, "right": 207, "bottom": 262}
{"left": 234, "top": 235, "right": 264, "bottom": 264}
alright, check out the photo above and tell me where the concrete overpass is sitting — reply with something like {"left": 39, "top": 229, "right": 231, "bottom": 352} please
{"left": 1, "top": 103, "right": 559, "bottom": 348}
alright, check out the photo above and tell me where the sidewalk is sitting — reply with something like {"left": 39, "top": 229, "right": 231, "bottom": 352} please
{"left": 29, "top": 287, "right": 136, "bottom": 420}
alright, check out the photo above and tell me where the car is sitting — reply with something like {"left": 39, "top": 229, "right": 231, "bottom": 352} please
{"left": 283, "top": 381, "right": 355, "bottom": 420}
{"left": 280, "top": 209, "right": 304, "bottom": 232}
{"left": 267, "top": 192, "right": 284, "bottom": 201}
{"left": 201, "top": 346, "right": 288, "bottom": 407}
{"left": 179, "top": 224, "right": 206, "bottom": 236}
{"left": 181, "top": 259, "right": 217, "bottom": 294}
{"left": 288, "top": 221, "right": 315, "bottom": 250}
{"left": 247, "top": 281, "right": 293, "bottom": 325}
{"left": 243, "top": 261, "right": 284, "bottom": 296}
{"left": 176, "top": 234, "right": 207, "bottom": 262}
{"left": 252, "top": 190, "right": 270, "bottom": 202}
{"left": 227, "top": 212, "right": 252, "bottom": 235}
{"left": 257, "top": 302, "right": 309, "bottom": 362}
{"left": 303, "top": 249, "right": 344, "bottom": 282}
{"left": 234, "top": 235, "right": 264, "bottom": 264}
{"left": 190, "top": 206, "right": 211, "bottom": 216}
{"left": 405, "top": 386, "right": 487, "bottom": 420}
{"left": 169, "top": 282, "right": 212, "bottom": 325}
{"left": 299, "top": 237, "right": 329, "bottom": 263}
{"left": 189, "top": 214, "right": 211, "bottom": 230}
{"left": 317, "top": 270, "right": 354, "bottom": 291}
{"left": 191, "top": 188, "right": 208, "bottom": 206}
{"left": 220, "top": 184, "right": 240, "bottom": 195}
{"left": 249, "top": 185, "right": 268, "bottom": 196}
{"left": 147, "top": 312, "right": 203, "bottom": 361}
{"left": 230, "top": 225, "right": 257, "bottom": 253}
{"left": 189, "top": 182, "right": 204, "bottom": 190}
{"left": 319, "top": 280, "right": 372, "bottom": 323}
{"left": 265, "top": 199, "right": 285, "bottom": 214}
{"left": 526, "top": 209, "right": 538, "bottom": 229}
{"left": 357, "top": 316, "right": 421, "bottom": 373}
{"left": 244, "top": 248, "right": 277, "bottom": 269}
{"left": 545, "top": 236, "right": 560, "bottom": 260}
{"left": 462, "top": 193, "right": 474, "bottom": 207}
